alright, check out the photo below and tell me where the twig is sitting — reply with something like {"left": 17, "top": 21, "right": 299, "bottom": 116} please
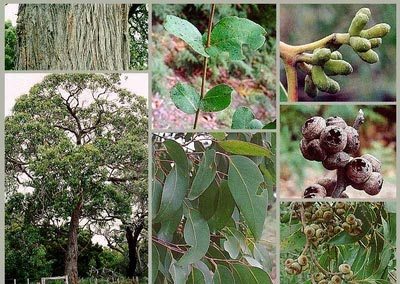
{"left": 193, "top": 4, "right": 215, "bottom": 129}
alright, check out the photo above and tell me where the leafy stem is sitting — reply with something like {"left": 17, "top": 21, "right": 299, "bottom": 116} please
{"left": 194, "top": 4, "right": 215, "bottom": 129}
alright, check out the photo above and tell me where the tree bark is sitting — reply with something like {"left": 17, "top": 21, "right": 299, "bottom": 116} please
{"left": 15, "top": 4, "right": 130, "bottom": 70}
{"left": 64, "top": 200, "right": 83, "bottom": 284}
{"left": 126, "top": 223, "right": 144, "bottom": 278}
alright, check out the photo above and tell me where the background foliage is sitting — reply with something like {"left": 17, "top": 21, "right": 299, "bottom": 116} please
{"left": 280, "top": 105, "right": 396, "bottom": 198}
{"left": 280, "top": 4, "right": 396, "bottom": 101}
{"left": 152, "top": 132, "right": 276, "bottom": 283}
{"left": 152, "top": 4, "right": 277, "bottom": 129}
{"left": 129, "top": 4, "right": 149, "bottom": 70}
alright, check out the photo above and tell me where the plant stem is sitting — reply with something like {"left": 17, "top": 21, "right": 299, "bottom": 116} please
{"left": 283, "top": 61, "right": 298, "bottom": 102}
{"left": 193, "top": 4, "right": 215, "bottom": 129}
{"left": 279, "top": 33, "right": 349, "bottom": 102}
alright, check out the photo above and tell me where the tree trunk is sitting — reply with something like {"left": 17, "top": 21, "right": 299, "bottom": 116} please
{"left": 126, "top": 223, "right": 143, "bottom": 278}
{"left": 64, "top": 200, "right": 83, "bottom": 284}
{"left": 15, "top": 4, "right": 130, "bottom": 70}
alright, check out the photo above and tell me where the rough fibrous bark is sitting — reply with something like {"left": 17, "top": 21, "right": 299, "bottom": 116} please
{"left": 64, "top": 199, "right": 83, "bottom": 284}
{"left": 16, "top": 4, "right": 130, "bottom": 70}
{"left": 126, "top": 223, "right": 144, "bottom": 278}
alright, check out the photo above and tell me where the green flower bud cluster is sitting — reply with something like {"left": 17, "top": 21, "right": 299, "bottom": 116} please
{"left": 348, "top": 8, "right": 390, "bottom": 64}
{"left": 300, "top": 115, "right": 383, "bottom": 197}
{"left": 302, "top": 7, "right": 390, "bottom": 98}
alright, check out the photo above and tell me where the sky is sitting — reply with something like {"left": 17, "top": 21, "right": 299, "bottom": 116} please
{"left": 5, "top": 4, "right": 18, "bottom": 25}
{"left": 4, "top": 73, "right": 149, "bottom": 116}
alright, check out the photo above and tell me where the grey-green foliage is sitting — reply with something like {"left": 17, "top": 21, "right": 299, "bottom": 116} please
{"left": 152, "top": 133, "right": 276, "bottom": 283}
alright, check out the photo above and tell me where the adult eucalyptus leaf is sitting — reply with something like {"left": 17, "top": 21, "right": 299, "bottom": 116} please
{"left": 152, "top": 179, "right": 163, "bottom": 219}
{"left": 157, "top": 206, "right": 183, "bottom": 242}
{"left": 188, "top": 149, "right": 217, "bottom": 200}
{"left": 153, "top": 166, "right": 188, "bottom": 223}
{"left": 213, "top": 265, "right": 234, "bottom": 284}
{"left": 210, "top": 132, "right": 226, "bottom": 140}
{"left": 199, "top": 84, "right": 232, "bottom": 112}
{"left": 231, "top": 264, "right": 272, "bottom": 284}
{"left": 218, "top": 140, "right": 272, "bottom": 157}
{"left": 151, "top": 244, "right": 160, "bottom": 284}
{"left": 231, "top": 106, "right": 255, "bottom": 129}
{"left": 169, "top": 261, "right": 189, "bottom": 284}
{"left": 208, "top": 16, "right": 266, "bottom": 60}
{"left": 187, "top": 267, "right": 206, "bottom": 284}
{"left": 170, "top": 83, "right": 200, "bottom": 114}
{"left": 163, "top": 139, "right": 188, "bottom": 170}
{"left": 208, "top": 181, "right": 235, "bottom": 232}
{"left": 164, "top": 15, "right": 209, "bottom": 57}
{"left": 199, "top": 182, "right": 219, "bottom": 220}
{"left": 177, "top": 205, "right": 210, "bottom": 267}
{"left": 228, "top": 156, "right": 267, "bottom": 240}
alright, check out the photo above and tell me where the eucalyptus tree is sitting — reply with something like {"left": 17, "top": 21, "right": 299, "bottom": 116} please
{"left": 5, "top": 74, "right": 147, "bottom": 283}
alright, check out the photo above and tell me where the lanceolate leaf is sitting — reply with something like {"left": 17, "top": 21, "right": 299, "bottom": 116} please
{"left": 170, "top": 83, "right": 200, "bottom": 114}
{"left": 177, "top": 205, "right": 210, "bottom": 267}
{"left": 164, "top": 15, "right": 209, "bottom": 57}
{"left": 231, "top": 107, "right": 255, "bottom": 129}
{"left": 169, "top": 261, "right": 189, "bottom": 283}
{"left": 207, "top": 16, "right": 266, "bottom": 60}
{"left": 157, "top": 206, "right": 183, "bottom": 242}
{"left": 231, "top": 264, "right": 272, "bottom": 284}
{"left": 163, "top": 139, "right": 188, "bottom": 170}
{"left": 187, "top": 267, "right": 206, "bottom": 284}
{"left": 152, "top": 179, "right": 163, "bottom": 220}
{"left": 188, "top": 149, "right": 217, "bottom": 200}
{"left": 228, "top": 156, "right": 267, "bottom": 240}
{"left": 213, "top": 265, "right": 234, "bottom": 284}
{"left": 218, "top": 140, "right": 272, "bottom": 157}
{"left": 151, "top": 244, "right": 160, "bottom": 284}
{"left": 154, "top": 166, "right": 188, "bottom": 223}
{"left": 199, "top": 84, "right": 233, "bottom": 112}
{"left": 208, "top": 181, "right": 235, "bottom": 231}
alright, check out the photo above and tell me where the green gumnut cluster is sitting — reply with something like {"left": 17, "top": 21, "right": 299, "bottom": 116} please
{"left": 300, "top": 116, "right": 383, "bottom": 197}
{"left": 303, "top": 7, "right": 390, "bottom": 98}
{"left": 285, "top": 203, "right": 359, "bottom": 281}
{"left": 312, "top": 264, "right": 354, "bottom": 284}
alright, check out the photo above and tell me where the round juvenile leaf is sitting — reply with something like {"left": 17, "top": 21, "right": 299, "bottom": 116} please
{"left": 177, "top": 205, "right": 210, "bottom": 267}
{"left": 218, "top": 140, "right": 272, "bottom": 157}
{"left": 208, "top": 16, "right": 266, "bottom": 60}
{"left": 170, "top": 83, "right": 200, "bottom": 114}
{"left": 199, "top": 84, "right": 233, "bottom": 112}
{"left": 231, "top": 106, "right": 255, "bottom": 129}
{"left": 164, "top": 15, "right": 209, "bottom": 57}
{"left": 248, "top": 119, "right": 264, "bottom": 129}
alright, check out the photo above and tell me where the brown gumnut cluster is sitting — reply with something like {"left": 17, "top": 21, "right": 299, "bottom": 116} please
{"left": 300, "top": 115, "right": 383, "bottom": 197}
{"left": 285, "top": 203, "right": 359, "bottom": 282}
